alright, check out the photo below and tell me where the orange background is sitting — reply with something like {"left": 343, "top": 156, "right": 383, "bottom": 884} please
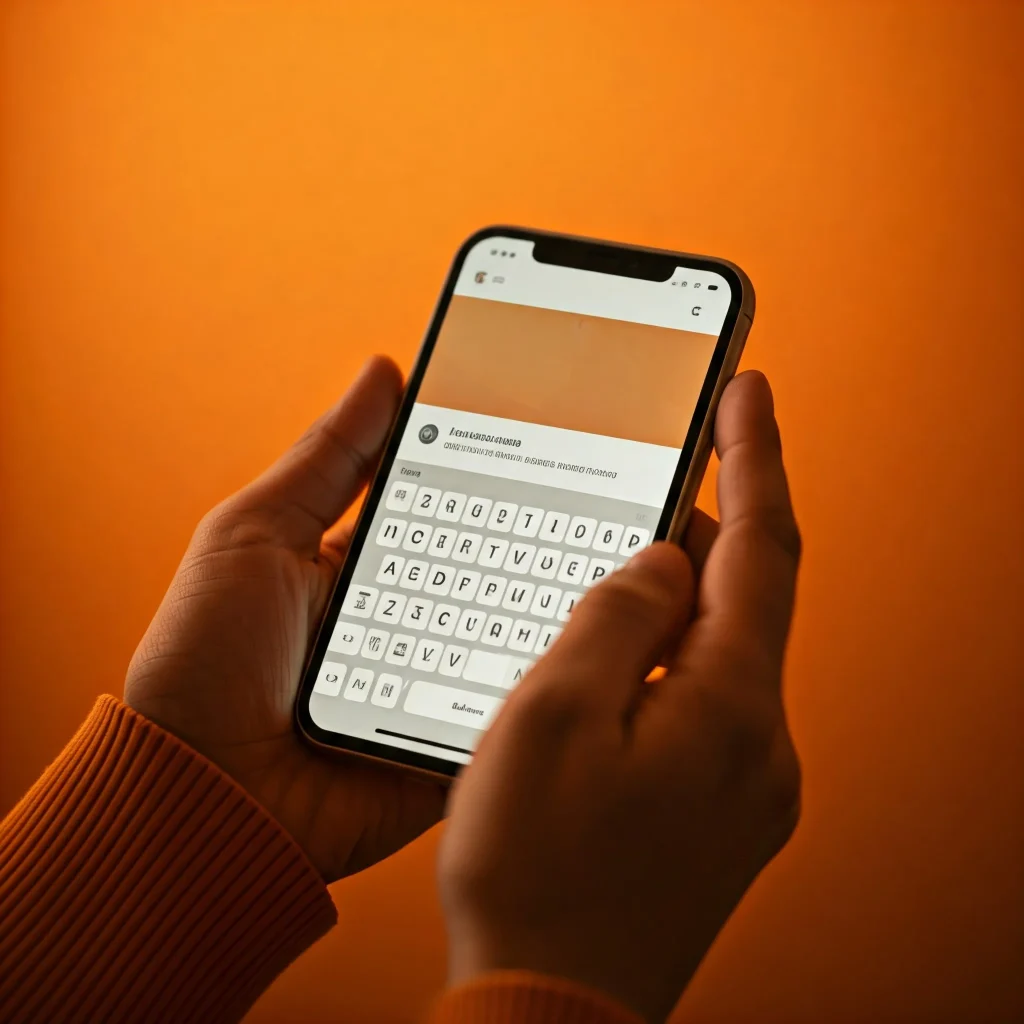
{"left": 420, "top": 295, "right": 718, "bottom": 446}
{"left": 1, "top": 3, "right": 1022, "bottom": 1022}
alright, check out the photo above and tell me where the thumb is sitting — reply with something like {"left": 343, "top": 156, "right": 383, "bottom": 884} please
{"left": 231, "top": 356, "right": 403, "bottom": 556}
{"left": 522, "top": 543, "right": 695, "bottom": 721}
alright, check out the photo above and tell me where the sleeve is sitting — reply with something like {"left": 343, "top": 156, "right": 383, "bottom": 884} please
{"left": 0, "top": 695, "right": 337, "bottom": 1024}
{"left": 426, "top": 971, "right": 646, "bottom": 1024}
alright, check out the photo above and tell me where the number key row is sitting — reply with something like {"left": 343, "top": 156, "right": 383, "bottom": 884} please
{"left": 383, "top": 482, "right": 650, "bottom": 555}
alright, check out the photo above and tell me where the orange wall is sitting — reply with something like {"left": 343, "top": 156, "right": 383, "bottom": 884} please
{"left": 1, "top": 3, "right": 1021, "bottom": 1022}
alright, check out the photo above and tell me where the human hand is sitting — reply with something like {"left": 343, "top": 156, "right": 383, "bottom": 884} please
{"left": 438, "top": 371, "right": 802, "bottom": 1023}
{"left": 125, "top": 357, "right": 446, "bottom": 883}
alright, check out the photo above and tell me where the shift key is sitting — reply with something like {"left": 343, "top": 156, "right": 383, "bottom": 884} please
{"left": 404, "top": 680, "right": 504, "bottom": 730}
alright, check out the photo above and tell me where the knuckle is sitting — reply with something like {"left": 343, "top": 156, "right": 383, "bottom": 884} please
{"left": 766, "top": 745, "right": 802, "bottom": 819}
{"left": 194, "top": 499, "right": 275, "bottom": 552}
{"left": 761, "top": 743, "right": 803, "bottom": 846}
{"left": 738, "top": 508, "right": 802, "bottom": 564}
{"left": 775, "top": 514, "right": 803, "bottom": 564}
{"left": 759, "top": 506, "right": 801, "bottom": 563}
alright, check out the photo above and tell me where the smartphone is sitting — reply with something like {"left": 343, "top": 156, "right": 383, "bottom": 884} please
{"left": 295, "top": 227, "right": 753, "bottom": 778}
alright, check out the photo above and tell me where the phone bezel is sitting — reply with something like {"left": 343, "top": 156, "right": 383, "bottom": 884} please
{"left": 295, "top": 226, "right": 751, "bottom": 779}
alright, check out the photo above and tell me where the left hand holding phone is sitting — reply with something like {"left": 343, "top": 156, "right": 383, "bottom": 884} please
{"left": 124, "top": 355, "right": 447, "bottom": 883}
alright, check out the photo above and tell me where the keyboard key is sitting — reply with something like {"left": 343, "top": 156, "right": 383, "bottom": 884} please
{"left": 620, "top": 526, "right": 651, "bottom": 557}
{"left": 371, "top": 673, "right": 403, "bottom": 708}
{"left": 538, "top": 510, "right": 568, "bottom": 543}
{"left": 427, "top": 603, "right": 458, "bottom": 636}
{"left": 477, "top": 575, "right": 508, "bottom": 606}
{"left": 411, "top": 638, "right": 443, "bottom": 671}
{"left": 454, "top": 607, "right": 486, "bottom": 641}
{"left": 463, "top": 649, "right": 509, "bottom": 686}
{"left": 503, "top": 542, "right": 536, "bottom": 575}
{"left": 360, "top": 628, "right": 389, "bottom": 660}
{"left": 556, "top": 554, "right": 588, "bottom": 586}
{"left": 530, "top": 548, "right": 562, "bottom": 580}
{"left": 412, "top": 487, "right": 441, "bottom": 517}
{"left": 478, "top": 538, "right": 509, "bottom": 568}
{"left": 427, "top": 526, "right": 458, "bottom": 559}
{"left": 487, "top": 501, "right": 517, "bottom": 533}
{"left": 462, "top": 496, "right": 492, "bottom": 527}
{"left": 502, "top": 580, "right": 535, "bottom": 613}
{"left": 385, "top": 634, "right": 414, "bottom": 666}
{"left": 376, "top": 554, "right": 405, "bottom": 586}
{"left": 313, "top": 662, "right": 345, "bottom": 696}
{"left": 481, "top": 614, "right": 513, "bottom": 646}
{"left": 451, "top": 569, "right": 481, "bottom": 602}
{"left": 424, "top": 564, "right": 454, "bottom": 597}
{"left": 343, "top": 667, "right": 373, "bottom": 702}
{"left": 439, "top": 644, "right": 469, "bottom": 678}
{"left": 328, "top": 621, "right": 365, "bottom": 655}
{"left": 374, "top": 592, "right": 407, "bottom": 624}
{"left": 530, "top": 585, "right": 561, "bottom": 619}
{"left": 566, "top": 516, "right": 597, "bottom": 548}
{"left": 385, "top": 481, "right": 417, "bottom": 513}
{"left": 535, "top": 624, "right": 562, "bottom": 654}
{"left": 401, "top": 596, "right": 433, "bottom": 630}
{"left": 399, "top": 559, "right": 428, "bottom": 590}
{"left": 503, "top": 657, "right": 533, "bottom": 688}
{"left": 404, "top": 680, "right": 503, "bottom": 730}
{"left": 452, "top": 531, "right": 483, "bottom": 563}
{"left": 401, "top": 523, "right": 433, "bottom": 553}
{"left": 436, "top": 491, "right": 467, "bottom": 522}
{"left": 376, "top": 518, "right": 407, "bottom": 548}
{"left": 342, "top": 585, "right": 379, "bottom": 618}
{"left": 593, "top": 522, "right": 624, "bottom": 553}
{"left": 508, "top": 619, "right": 540, "bottom": 653}
{"left": 585, "top": 558, "right": 616, "bottom": 588}
{"left": 512, "top": 506, "right": 543, "bottom": 537}
{"left": 557, "top": 590, "right": 581, "bottom": 622}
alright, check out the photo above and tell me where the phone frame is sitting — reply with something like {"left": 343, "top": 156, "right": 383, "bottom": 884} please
{"left": 295, "top": 226, "right": 754, "bottom": 779}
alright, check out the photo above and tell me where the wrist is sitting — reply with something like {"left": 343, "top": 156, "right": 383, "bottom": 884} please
{"left": 447, "top": 933, "right": 661, "bottom": 1024}
{"left": 1, "top": 696, "right": 336, "bottom": 1022}
{"left": 430, "top": 970, "right": 647, "bottom": 1024}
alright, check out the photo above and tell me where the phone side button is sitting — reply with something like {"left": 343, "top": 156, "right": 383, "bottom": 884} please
{"left": 723, "top": 313, "right": 752, "bottom": 378}
{"left": 403, "top": 680, "right": 504, "bottom": 730}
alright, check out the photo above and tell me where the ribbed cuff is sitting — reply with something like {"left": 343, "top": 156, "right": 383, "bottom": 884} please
{"left": 0, "top": 695, "right": 337, "bottom": 1024}
{"left": 427, "top": 972, "right": 646, "bottom": 1024}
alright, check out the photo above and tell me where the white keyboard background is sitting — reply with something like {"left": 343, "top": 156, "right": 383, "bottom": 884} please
{"left": 309, "top": 461, "right": 660, "bottom": 760}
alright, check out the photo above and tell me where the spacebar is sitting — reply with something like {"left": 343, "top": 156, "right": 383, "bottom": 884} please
{"left": 462, "top": 650, "right": 510, "bottom": 686}
{"left": 403, "top": 680, "right": 504, "bottom": 730}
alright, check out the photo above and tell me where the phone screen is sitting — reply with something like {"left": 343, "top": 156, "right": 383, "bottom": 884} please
{"left": 301, "top": 232, "right": 739, "bottom": 772}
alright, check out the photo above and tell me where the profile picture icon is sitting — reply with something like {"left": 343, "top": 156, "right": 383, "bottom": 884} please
{"left": 418, "top": 424, "right": 439, "bottom": 444}
{"left": 474, "top": 271, "right": 487, "bottom": 284}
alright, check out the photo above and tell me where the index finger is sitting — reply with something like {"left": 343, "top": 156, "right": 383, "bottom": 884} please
{"left": 681, "top": 370, "right": 801, "bottom": 676}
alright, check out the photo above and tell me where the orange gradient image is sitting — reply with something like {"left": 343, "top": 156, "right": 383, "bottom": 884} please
{"left": 420, "top": 295, "right": 717, "bottom": 446}
{"left": 1, "top": 2, "right": 1021, "bottom": 1023}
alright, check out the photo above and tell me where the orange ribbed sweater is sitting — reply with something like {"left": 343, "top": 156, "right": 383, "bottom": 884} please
{"left": 0, "top": 697, "right": 642, "bottom": 1024}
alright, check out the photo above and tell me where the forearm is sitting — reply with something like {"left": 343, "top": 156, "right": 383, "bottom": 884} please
{"left": 0, "top": 698, "right": 644, "bottom": 1024}
{"left": 0, "top": 696, "right": 336, "bottom": 1024}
